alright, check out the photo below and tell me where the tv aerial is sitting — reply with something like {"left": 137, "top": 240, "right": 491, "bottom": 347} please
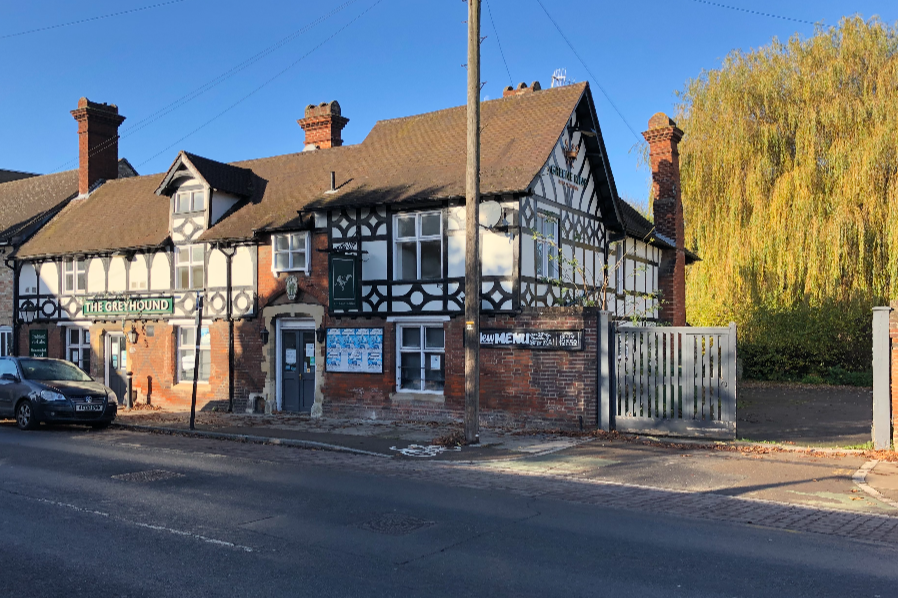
{"left": 551, "top": 68, "right": 574, "bottom": 88}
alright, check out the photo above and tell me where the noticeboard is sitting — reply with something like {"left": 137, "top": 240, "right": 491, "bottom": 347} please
{"left": 325, "top": 328, "right": 383, "bottom": 373}
{"left": 29, "top": 329, "right": 48, "bottom": 357}
{"left": 329, "top": 254, "right": 360, "bottom": 311}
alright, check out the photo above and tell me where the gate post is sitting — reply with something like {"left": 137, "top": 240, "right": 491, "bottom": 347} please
{"left": 598, "top": 311, "right": 612, "bottom": 431}
{"left": 872, "top": 307, "right": 891, "bottom": 450}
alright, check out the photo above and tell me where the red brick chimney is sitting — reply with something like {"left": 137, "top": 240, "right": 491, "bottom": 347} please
{"left": 642, "top": 112, "right": 686, "bottom": 326}
{"left": 297, "top": 101, "right": 348, "bottom": 150}
{"left": 502, "top": 81, "right": 542, "bottom": 98}
{"left": 71, "top": 98, "right": 126, "bottom": 196}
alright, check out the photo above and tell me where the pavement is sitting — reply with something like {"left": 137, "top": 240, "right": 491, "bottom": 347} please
{"left": 110, "top": 399, "right": 898, "bottom": 519}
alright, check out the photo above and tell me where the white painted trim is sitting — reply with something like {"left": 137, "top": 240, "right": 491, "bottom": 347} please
{"left": 386, "top": 315, "right": 450, "bottom": 323}
{"left": 394, "top": 320, "right": 447, "bottom": 394}
{"left": 168, "top": 318, "right": 213, "bottom": 326}
{"left": 58, "top": 321, "right": 92, "bottom": 328}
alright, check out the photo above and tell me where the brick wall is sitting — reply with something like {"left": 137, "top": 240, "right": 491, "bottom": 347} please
{"left": 0, "top": 263, "right": 13, "bottom": 328}
{"left": 322, "top": 307, "right": 599, "bottom": 429}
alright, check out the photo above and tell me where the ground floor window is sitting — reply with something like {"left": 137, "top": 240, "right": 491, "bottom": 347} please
{"left": 178, "top": 326, "right": 211, "bottom": 383}
{"left": 67, "top": 328, "right": 90, "bottom": 372}
{"left": 0, "top": 327, "right": 11, "bottom": 357}
{"left": 397, "top": 323, "right": 445, "bottom": 392}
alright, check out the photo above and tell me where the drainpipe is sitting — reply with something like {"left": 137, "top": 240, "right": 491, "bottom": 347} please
{"left": 219, "top": 244, "right": 237, "bottom": 413}
{"left": 4, "top": 249, "right": 19, "bottom": 357}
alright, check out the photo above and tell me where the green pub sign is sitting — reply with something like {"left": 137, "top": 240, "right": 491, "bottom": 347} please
{"left": 29, "top": 329, "right": 48, "bottom": 357}
{"left": 329, "top": 255, "right": 360, "bottom": 311}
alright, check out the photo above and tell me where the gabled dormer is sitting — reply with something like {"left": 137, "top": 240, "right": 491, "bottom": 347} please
{"left": 155, "top": 151, "right": 254, "bottom": 243}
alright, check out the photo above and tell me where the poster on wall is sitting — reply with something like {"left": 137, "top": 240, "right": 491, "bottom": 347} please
{"left": 325, "top": 328, "right": 383, "bottom": 373}
{"left": 29, "top": 329, "right": 48, "bottom": 357}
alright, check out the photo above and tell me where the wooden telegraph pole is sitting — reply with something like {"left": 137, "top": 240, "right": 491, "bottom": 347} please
{"left": 464, "top": 0, "right": 481, "bottom": 444}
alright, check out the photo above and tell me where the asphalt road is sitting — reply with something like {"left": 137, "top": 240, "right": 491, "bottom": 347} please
{"left": 1, "top": 423, "right": 896, "bottom": 598}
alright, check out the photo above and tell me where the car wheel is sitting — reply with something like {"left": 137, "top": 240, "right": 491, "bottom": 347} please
{"left": 16, "top": 400, "right": 38, "bottom": 431}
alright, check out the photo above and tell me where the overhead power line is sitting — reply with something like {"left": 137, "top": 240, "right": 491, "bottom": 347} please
{"left": 138, "top": 0, "right": 388, "bottom": 167}
{"left": 485, "top": 0, "right": 513, "bottom": 87}
{"left": 0, "top": 0, "right": 186, "bottom": 40}
{"left": 50, "top": 0, "right": 360, "bottom": 173}
{"left": 533, "top": 0, "right": 642, "bottom": 143}
{"left": 689, "top": 0, "right": 817, "bottom": 26}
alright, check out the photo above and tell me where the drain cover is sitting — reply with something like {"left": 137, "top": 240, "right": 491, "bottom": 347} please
{"left": 360, "top": 513, "right": 434, "bottom": 535}
{"left": 112, "top": 469, "right": 185, "bottom": 483}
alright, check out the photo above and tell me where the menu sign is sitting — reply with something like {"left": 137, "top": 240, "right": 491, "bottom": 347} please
{"left": 479, "top": 329, "right": 584, "bottom": 351}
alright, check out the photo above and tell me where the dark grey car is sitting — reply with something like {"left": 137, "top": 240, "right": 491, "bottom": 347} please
{"left": 0, "top": 357, "right": 118, "bottom": 430}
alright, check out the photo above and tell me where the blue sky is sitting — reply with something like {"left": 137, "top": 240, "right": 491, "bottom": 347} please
{"left": 2, "top": 0, "right": 896, "bottom": 207}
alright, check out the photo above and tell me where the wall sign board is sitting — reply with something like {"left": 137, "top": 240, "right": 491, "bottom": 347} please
{"left": 83, "top": 296, "right": 174, "bottom": 318}
{"left": 329, "top": 255, "right": 360, "bottom": 311}
{"left": 480, "top": 329, "right": 584, "bottom": 351}
{"left": 325, "top": 328, "right": 383, "bottom": 373}
{"left": 29, "top": 329, "right": 48, "bottom": 357}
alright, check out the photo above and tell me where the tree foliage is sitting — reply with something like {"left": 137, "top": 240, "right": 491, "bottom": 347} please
{"left": 675, "top": 16, "right": 898, "bottom": 378}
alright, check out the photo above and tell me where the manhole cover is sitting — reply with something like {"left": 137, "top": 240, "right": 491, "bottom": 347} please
{"left": 112, "top": 469, "right": 185, "bottom": 483}
{"left": 360, "top": 514, "right": 434, "bottom": 535}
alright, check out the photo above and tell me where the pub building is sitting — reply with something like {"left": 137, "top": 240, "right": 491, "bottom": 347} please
{"left": 12, "top": 83, "right": 695, "bottom": 427}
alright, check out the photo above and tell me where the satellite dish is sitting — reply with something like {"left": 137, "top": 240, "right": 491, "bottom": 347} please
{"left": 479, "top": 200, "right": 502, "bottom": 228}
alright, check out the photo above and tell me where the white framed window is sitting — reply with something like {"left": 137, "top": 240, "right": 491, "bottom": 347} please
{"left": 0, "top": 327, "right": 11, "bottom": 357}
{"left": 174, "top": 189, "right": 205, "bottom": 214}
{"left": 178, "top": 326, "right": 211, "bottom": 383}
{"left": 394, "top": 211, "right": 442, "bottom": 280}
{"left": 67, "top": 328, "right": 90, "bottom": 373}
{"left": 63, "top": 258, "right": 87, "bottom": 294}
{"left": 175, "top": 244, "right": 205, "bottom": 290}
{"left": 396, "top": 323, "right": 445, "bottom": 393}
{"left": 272, "top": 232, "right": 309, "bottom": 273}
{"left": 535, "top": 213, "right": 558, "bottom": 279}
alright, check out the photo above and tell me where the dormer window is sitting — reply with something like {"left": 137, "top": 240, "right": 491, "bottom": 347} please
{"left": 175, "top": 189, "right": 205, "bottom": 214}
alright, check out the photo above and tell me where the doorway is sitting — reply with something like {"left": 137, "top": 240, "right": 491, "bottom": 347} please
{"left": 280, "top": 329, "right": 315, "bottom": 413}
{"left": 106, "top": 333, "right": 127, "bottom": 405}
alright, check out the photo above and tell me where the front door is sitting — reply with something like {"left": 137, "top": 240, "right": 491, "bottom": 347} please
{"left": 106, "top": 334, "right": 127, "bottom": 405}
{"left": 281, "top": 330, "right": 315, "bottom": 413}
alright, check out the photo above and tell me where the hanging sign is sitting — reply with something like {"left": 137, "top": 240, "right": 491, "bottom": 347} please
{"left": 29, "top": 329, "right": 48, "bottom": 357}
{"left": 479, "top": 329, "right": 584, "bottom": 351}
{"left": 329, "top": 255, "right": 360, "bottom": 310}
{"left": 325, "top": 328, "right": 383, "bottom": 373}
{"left": 83, "top": 296, "right": 174, "bottom": 317}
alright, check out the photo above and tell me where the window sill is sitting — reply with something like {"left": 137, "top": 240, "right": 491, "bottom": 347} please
{"left": 273, "top": 269, "right": 309, "bottom": 275}
{"left": 390, "top": 391, "right": 445, "bottom": 404}
{"left": 174, "top": 381, "right": 211, "bottom": 388}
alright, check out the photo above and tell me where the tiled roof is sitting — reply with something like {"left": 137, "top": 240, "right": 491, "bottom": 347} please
{"left": 0, "top": 169, "right": 78, "bottom": 245}
{"left": 0, "top": 169, "right": 37, "bottom": 185}
{"left": 18, "top": 83, "right": 594, "bottom": 255}
{"left": 182, "top": 152, "right": 254, "bottom": 197}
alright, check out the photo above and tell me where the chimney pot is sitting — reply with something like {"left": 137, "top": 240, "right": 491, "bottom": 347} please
{"left": 503, "top": 81, "right": 542, "bottom": 98}
{"left": 298, "top": 100, "right": 349, "bottom": 150}
{"left": 71, "top": 98, "right": 126, "bottom": 196}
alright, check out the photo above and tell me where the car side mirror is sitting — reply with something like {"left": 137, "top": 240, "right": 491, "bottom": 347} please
{"left": 1, "top": 373, "right": 20, "bottom": 383}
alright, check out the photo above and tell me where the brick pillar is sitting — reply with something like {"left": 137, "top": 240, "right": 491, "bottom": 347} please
{"left": 70, "top": 98, "right": 126, "bottom": 196}
{"left": 297, "top": 101, "right": 349, "bottom": 150}
{"left": 642, "top": 113, "right": 685, "bottom": 326}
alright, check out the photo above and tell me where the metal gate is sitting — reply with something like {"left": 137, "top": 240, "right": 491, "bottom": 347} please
{"left": 610, "top": 324, "right": 737, "bottom": 439}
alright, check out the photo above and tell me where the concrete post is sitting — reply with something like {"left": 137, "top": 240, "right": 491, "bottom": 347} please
{"left": 872, "top": 307, "right": 892, "bottom": 450}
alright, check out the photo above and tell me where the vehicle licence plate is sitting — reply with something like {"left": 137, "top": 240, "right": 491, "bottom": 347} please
{"left": 75, "top": 404, "right": 103, "bottom": 412}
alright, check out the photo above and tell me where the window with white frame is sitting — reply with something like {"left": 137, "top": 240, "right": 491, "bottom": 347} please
{"left": 174, "top": 188, "right": 205, "bottom": 214}
{"left": 175, "top": 244, "right": 205, "bottom": 290}
{"left": 535, "top": 213, "right": 559, "bottom": 279}
{"left": 67, "top": 328, "right": 90, "bottom": 373}
{"left": 272, "top": 232, "right": 309, "bottom": 273}
{"left": 397, "top": 324, "right": 445, "bottom": 392}
{"left": 178, "top": 326, "right": 211, "bottom": 383}
{"left": 0, "top": 327, "right": 11, "bottom": 357}
{"left": 63, "top": 258, "right": 87, "bottom": 294}
{"left": 395, "top": 211, "right": 442, "bottom": 280}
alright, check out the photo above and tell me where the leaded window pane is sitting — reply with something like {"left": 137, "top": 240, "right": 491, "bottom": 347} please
{"left": 192, "top": 191, "right": 205, "bottom": 211}
{"left": 420, "top": 240, "right": 441, "bottom": 279}
{"left": 276, "top": 236, "right": 289, "bottom": 251}
{"left": 274, "top": 253, "right": 289, "bottom": 271}
{"left": 399, "top": 352, "right": 421, "bottom": 390}
{"left": 421, "top": 213, "right": 440, "bottom": 236}
{"left": 191, "top": 265, "right": 203, "bottom": 288}
{"left": 398, "top": 242, "right": 417, "bottom": 279}
{"left": 397, "top": 216, "right": 416, "bottom": 238}
{"left": 401, "top": 327, "right": 421, "bottom": 349}
{"left": 424, "top": 327, "right": 444, "bottom": 349}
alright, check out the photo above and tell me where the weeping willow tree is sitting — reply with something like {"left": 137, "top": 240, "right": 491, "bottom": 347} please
{"left": 676, "top": 16, "right": 898, "bottom": 379}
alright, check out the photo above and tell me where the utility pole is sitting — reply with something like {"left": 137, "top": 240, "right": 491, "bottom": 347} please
{"left": 464, "top": 0, "right": 481, "bottom": 444}
{"left": 189, "top": 292, "right": 204, "bottom": 431}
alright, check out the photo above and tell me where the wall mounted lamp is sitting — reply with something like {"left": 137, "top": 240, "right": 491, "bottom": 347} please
{"left": 19, "top": 300, "right": 38, "bottom": 324}
{"left": 127, "top": 326, "right": 139, "bottom": 344}
{"left": 260, "top": 327, "right": 270, "bottom": 346}
{"left": 316, "top": 325, "right": 326, "bottom": 344}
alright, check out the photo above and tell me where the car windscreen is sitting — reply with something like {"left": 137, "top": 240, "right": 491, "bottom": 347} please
{"left": 19, "top": 359, "right": 93, "bottom": 382}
